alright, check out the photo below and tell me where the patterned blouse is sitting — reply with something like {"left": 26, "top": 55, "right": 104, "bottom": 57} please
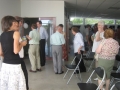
{"left": 99, "top": 38, "right": 119, "bottom": 60}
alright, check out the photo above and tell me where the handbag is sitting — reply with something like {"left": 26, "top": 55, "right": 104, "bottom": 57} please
{"left": 94, "top": 53, "right": 99, "bottom": 61}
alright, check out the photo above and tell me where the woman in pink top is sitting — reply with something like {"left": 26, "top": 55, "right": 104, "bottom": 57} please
{"left": 96, "top": 29, "right": 119, "bottom": 90}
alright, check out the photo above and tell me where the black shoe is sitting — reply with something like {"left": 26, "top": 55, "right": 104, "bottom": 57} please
{"left": 55, "top": 72, "right": 58, "bottom": 74}
{"left": 37, "top": 69, "right": 42, "bottom": 71}
{"left": 74, "top": 72, "right": 79, "bottom": 74}
{"left": 58, "top": 71, "right": 64, "bottom": 74}
{"left": 29, "top": 70, "right": 37, "bottom": 73}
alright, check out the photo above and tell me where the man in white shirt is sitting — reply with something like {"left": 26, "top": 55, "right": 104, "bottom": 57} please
{"left": 36, "top": 21, "right": 48, "bottom": 66}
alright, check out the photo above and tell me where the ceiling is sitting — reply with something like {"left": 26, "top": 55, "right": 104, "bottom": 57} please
{"left": 24, "top": 0, "right": 120, "bottom": 19}
{"left": 65, "top": 0, "right": 120, "bottom": 19}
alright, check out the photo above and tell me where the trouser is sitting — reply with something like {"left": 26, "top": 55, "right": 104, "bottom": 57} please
{"left": 28, "top": 44, "right": 41, "bottom": 71}
{"left": 52, "top": 45, "right": 62, "bottom": 73}
{"left": 75, "top": 51, "right": 86, "bottom": 72}
{"left": 39, "top": 39, "right": 46, "bottom": 66}
{"left": 21, "top": 60, "right": 29, "bottom": 90}
{"left": 84, "top": 42, "right": 89, "bottom": 51}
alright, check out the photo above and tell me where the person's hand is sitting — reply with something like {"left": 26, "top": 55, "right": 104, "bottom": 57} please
{"left": 26, "top": 35, "right": 29, "bottom": 38}
{"left": 78, "top": 49, "right": 81, "bottom": 54}
{"left": 20, "top": 41, "right": 27, "bottom": 46}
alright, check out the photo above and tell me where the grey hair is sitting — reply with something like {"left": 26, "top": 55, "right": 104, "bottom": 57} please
{"left": 98, "top": 20, "right": 105, "bottom": 26}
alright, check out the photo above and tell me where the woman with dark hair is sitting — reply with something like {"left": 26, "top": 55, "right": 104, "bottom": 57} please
{"left": 72, "top": 27, "right": 86, "bottom": 73}
{"left": 0, "top": 16, "right": 27, "bottom": 90}
{"left": 96, "top": 29, "right": 119, "bottom": 90}
{"left": 15, "top": 16, "right": 29, "bottom": 90}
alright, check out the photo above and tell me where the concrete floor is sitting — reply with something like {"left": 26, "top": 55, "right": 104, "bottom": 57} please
{"left": 25, "top": 55, "right": 119, "bottom": 90}
{"left": 24, "top": 55, "right": 115, "bottom": 90}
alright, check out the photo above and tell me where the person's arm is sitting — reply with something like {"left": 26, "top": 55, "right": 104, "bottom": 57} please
{"left": 96, "top": 40, "right": 105, "bottom": 54}
{"left": 50, "top": 35, "right": 53, "bottom": 45}
{"left": 60, "top": 34, "right": 65, "bottom": 45}
{"left": 95, "top": 32, "right": 102, "bottom": 41}
{"left": 13, "top": 31, "right": 27, "bottom": 54}
{"left": 0, "top": 43, "right": 4, "bottom": 57}
{"left": 77, "top": 34, "right": 84, "bottom": 54}
{"left": 26, "top": 31, "right": 32, "bottom": 40}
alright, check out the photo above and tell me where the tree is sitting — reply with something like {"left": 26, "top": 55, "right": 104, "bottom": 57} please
{"left": 71, "top": 18, "right": 83, "bottom": 24}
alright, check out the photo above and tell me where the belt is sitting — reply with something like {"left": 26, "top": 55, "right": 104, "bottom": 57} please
{"left": 30, "top": 44, "right": 36, "bottom": 45}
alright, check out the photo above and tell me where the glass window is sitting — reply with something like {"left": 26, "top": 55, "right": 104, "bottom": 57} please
{"left": 70, "top": 17, "right": 83, "bottom": 25}
{"left": 116, "top": 20, "right": 120, "bottom": 25}
{"left": 104, "top": 19, "right": 114, "bottom": 25}
{"left": 85, "top": 18, "right": 99, "bottom": 25}
{"left": 85, "top": 18, "right": 115, "bottom": 25}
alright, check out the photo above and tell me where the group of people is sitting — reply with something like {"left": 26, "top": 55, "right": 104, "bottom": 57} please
{"left": 26, "top": 21, "right": 48, "bottom": 73}
{"left": 77, "top": 20, "right": 119, "bottom": 90}
{"left": 0, "top": 15, "right": 119, "bottom": 90}
{"left": 0, "top": 15, "right": 68, "bottom": 90}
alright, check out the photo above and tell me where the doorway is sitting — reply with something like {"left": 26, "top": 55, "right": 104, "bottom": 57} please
{"left": 23, "top": 17, "right": 56, "bottom": 59}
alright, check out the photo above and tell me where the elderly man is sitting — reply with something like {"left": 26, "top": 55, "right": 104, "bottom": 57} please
{"left": 50, "top": 24, "right": 65, "bottom": 74}
{"left": 36, "top": 21, "right": 48, "bottom": 66}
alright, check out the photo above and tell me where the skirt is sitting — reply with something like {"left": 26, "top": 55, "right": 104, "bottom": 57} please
{"left": 0, "top": 63, "right": 26, "bottom": 90}
{"left": 97, "top": 58, "right": 115, "bottom": 80}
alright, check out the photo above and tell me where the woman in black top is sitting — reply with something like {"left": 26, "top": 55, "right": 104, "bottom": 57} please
{"left": 0, "top": 16, "right": 27, "bottom": 90}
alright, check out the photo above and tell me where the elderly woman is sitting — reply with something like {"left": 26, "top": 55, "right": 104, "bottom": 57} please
{"left": 0, "top": 16, "right": 27, "bottom": 90}
{"left": 96, "top": 29, "right": 119, "bottom": 90}
{"left": 72, "top": 27, "right": 86, "bottom": 73}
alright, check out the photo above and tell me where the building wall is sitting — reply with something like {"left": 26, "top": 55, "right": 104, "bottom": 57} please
{"left": 21, "top": 0, "right": 65, "bottom": 26}
{"left": 0, "top": 0, "right": 21, "bottom": 33}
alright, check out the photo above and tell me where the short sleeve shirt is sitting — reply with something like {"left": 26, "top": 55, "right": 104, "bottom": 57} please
{"left": 99, "top": 38, "right": 119, "bottom": 60}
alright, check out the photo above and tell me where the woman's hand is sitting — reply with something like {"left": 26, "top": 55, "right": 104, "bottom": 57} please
{"left": 26, "top": 35, "right": 31, "bottom": 40}
{"left": 26, "top": 35, "right": 29, "bottom": 38}
{"left": 20, "top": 41, "right": 27, "bottom": 47}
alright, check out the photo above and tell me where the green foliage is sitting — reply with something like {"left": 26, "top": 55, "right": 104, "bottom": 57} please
{"left": 116, "top": 20, "right": 120, "bottom": 25}
{"left": 85, "top": 18, "right": 114, "bottom": 25}
{"left": 71, "top": 18, "right": 83, "bottom": 25}
{"left": 71, "top": 18, "right": 115, "bottom": 25}
{"left": 85, "top": 18, "right": 99, "bottom": 25}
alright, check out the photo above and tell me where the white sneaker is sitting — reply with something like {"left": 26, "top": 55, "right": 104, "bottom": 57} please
{"left": 94, "top": 78, "right": 98, "bottom": 81}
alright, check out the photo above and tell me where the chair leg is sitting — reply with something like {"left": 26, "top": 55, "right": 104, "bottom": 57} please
{"left": 78, "top": 68, "right": 82, "bottom": 82}
{"left": 67, "top": 70, "right": 76, "bottom": 84}
{"left": 110, "top": 77, "right": 114, "bottom": 87}
{"left": 87, "top": 59, "right": 95, "bottom": 72}
{"left": 63, "top": 69, "right": 69, "bottom": 79}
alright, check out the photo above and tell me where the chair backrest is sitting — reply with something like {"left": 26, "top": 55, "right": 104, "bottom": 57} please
{"left": 86, "top": 67, "right": 105, "bottom": 90}
{"left": 71, "top": 54, "right": 82, "bottom": 65}
{"left": 110, "top": 81, "right": 120, "bottom": 90}
{"left": 87, "top": 52, "right": 95, "bottom": 58}
{"left": 95, "top": 67, "right": 104, "bottom": 78}
{"left": 116, "top": 81, "right": 120, "bottom": 90}
{"left": 116, "top": 65, "right": 120, "bottom": 73}
{"left": 96, "top": 67, "right": 105, "bottom": 90}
